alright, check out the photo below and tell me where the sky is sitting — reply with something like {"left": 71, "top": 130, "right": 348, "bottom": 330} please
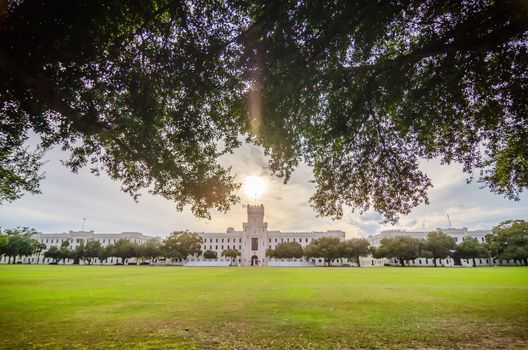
{"left": 1, "top": 142, "right": 526, "bottom": 239}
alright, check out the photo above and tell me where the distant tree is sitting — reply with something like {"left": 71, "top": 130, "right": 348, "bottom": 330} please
{"left": 0, "top": 227, "right": 37, "bottom": 264}
{"left": 375, "top": 236, "right": 422, "bottom": 267}
{"left": 59, "top": 241, "right": 71, "bottom": 264}
{"left": 0, "top": 234, "right": 7, "bottom": 254}
{"left": 70, "top": 242, "right": 86, "bottom": 265}
{"left": 486, "top": 220, "right": 528, "bottom": 265}
{"left": 203, "top": 250, "right": 217, "bottom": 259}
{"left": 163, "top": 232, "right": 202, "bottom": 261}
{"left": 44, "top": 246, "right": 61, "bottom": 264}
{"left": 221, "top": 248, "right": 240, "bottom": 265}
{"left": 304, "top": 237, "right": 341, "bottom": 266}
{"left": 33, "top": 242, "right": 47, "bottom": 264}
{"left": 455, "top": 237, "right": 489, "bottom": 267}
{"left": 99, "top": 244, "right": 115, "bottom": 264}
{"left": 339, "top": 238, "right": 370, "bottom": 267}
{"left": 269, "top": 242, "right": 304, "bottom": 259}
{"left": 83, "top": 240, "right": 103, "bottom": 265}
{"left": 113, "top": 239, "right": 136, "bottom": 264}
{"left": 425, "top": 231, "right": 456, "bottom": 267}
{"left": 139, "top": 240, "right": 162, "bottom": 263}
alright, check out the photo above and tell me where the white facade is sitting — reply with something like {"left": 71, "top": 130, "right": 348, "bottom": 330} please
{"left": 367, "top": 227, "right": 489, "bottom": 248}
{"left": 2, "top": 205, "right": 345, "bottom": 266}
{"left": 365, "top": 227, "right": 521, "bottom": 266}
{"left": 196, "top": 204, "right": 346, "bottom": 266}
{"left": 0, "top": 230, "right": 155, "bottom": 265}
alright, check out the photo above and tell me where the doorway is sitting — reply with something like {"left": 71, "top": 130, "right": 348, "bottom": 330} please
{"left": 251, "top": 255, "right": 259, "bottom": 266}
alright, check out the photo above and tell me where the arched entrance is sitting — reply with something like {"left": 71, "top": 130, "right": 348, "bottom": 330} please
{"left": 251, "top": 255, "right": 259, "bottom": 266}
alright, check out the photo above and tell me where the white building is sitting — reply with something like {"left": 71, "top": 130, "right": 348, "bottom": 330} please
{"left": 366, "top": 227, "right": 516, "bottom": 267}
{"left": 195, "top": 204, "right": 346, "bottom": 266}
{"left": 367, "top": 227, "right": 489, "bottom": 248}
{"left": 1, "top": 231, "right": 155, "bottom": 265}
{"left": 3, "top": 204, "right": 345, "bottom": 266}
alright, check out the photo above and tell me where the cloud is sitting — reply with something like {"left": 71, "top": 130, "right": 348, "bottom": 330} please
{"left": 0, "top": 143, "right": 526, "bottom": 238}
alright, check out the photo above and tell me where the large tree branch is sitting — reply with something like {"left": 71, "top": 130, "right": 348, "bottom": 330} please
{"left": 0, "top": 49, "right": 136, "bottom": 156}
{"left": 342, "top": 7, "right": 528, "bottom": 75}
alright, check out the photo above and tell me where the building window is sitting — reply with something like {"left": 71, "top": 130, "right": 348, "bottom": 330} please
{"left": 251, "top": 238, "right": 258, "bottom": 251}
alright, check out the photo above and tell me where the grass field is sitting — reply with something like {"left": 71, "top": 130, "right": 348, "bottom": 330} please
{"left": 0, "top": 266, "right": 526, "bottom": 350}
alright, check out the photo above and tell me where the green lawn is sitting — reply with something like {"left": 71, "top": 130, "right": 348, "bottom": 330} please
{"left": 0, "top": 266, "right": 526, "bottom": 349}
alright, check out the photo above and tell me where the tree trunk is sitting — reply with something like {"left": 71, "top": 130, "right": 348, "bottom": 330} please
{"left": 356, "top": 256, "right": 361, "bottom": 267}
{"left": 433, "top": 258, "right": 437, "bottom": 267}
{"left": 472, "top": 258, "right": 476, "bottom": 267}
{"left": 400, "top": 258, "right": 405, "bottom": 267}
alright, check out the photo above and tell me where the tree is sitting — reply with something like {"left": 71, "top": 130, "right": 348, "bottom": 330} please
{"left": 70, "top": 242, "right": 86, "bottom": 265}
{"left": 267, "top": 242, "right": 304, "bottom": 259}
{"left": 0, "top": 234, "right": 7, "bottom": 254}
{"left": 304, "top": 237, "right": 341, "bottom": 266}
{"left": 99, "top": 244, "right": 115, "bottom": 264}
{"left": 0, "top": 227, "right": 37, "bottom": 264}
{"left": 486, "top": 220, "right": 528, "bottom": 265}
{"left": 203, "top": 250, "right": 218, "bottom": 259}
{"left": 339, "top": 238, "right": 370, "bottom": 267}
{"left": 375, "top": 236, "right": 422, "bottom": 267}
{"left": 112, "top": 239, "right": 136, "bottom": 264}
{"left": 33, "top": 242, "right": 47, "bottom": 264}
{"left": 425, "top": 231, "right": 455, "bottom": 267}
{"left": 163, "top": 232, "right": 202, "bottom": 261}
{"left": 83, "top": 240, "right": 103, "bottom": 265}
{"left": 59, "top": 241, "right": 71, "bottom": 264}
{"left": 44, "top": 246, "right": 61, "bottom": 264}
{"left": 1, "top": 1, "right": 526, "bottom": 222}
{"left": 221, "top": 249, "right": 241, "bottom": 265}
{"left": 455, "top": 237, "right": 489, "bottom": 267}
{"left": 0, "top": 145, "right": 44, "bottom": 204}
{"left": 139, "top": 240, "right": 162, "bottom": 263}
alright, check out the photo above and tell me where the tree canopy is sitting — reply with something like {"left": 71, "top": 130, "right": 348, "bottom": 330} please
{"left": 425, "top": 231, "right": 455, "bottom": 267}
{"left": 221, "top": 248, "right": 241, "bottom": 264}
{"left": 1, "top": 1, "right": 527, "bottom": 221}
{"left": 0, "top": 227, "right": 37, "bottom": 264}
{"left": 455, "top": 237, "right": 489, "bottom": 267}
{"left": 339, "top": 238, "right": 370, "bottom": 267}
{"left": 266, "top": 241, "right": 304, "bottom": 259}
{"left": 304, "top": 237, "right": 341, "bottom": 266}
{"left": 163, "top": 231, "right": 202, "bottom": 260}
{"left": 486, "top": 219, "right": 528, "bottom": 264}
{"left": 375, "top": 236, "right": 423, "bottom": 266}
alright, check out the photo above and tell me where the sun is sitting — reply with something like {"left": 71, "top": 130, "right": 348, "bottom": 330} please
{"left": 243, "top": 176, "right": 267, "bottom": 199}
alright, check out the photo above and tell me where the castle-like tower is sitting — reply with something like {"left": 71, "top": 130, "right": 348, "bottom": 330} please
{"left": 242, "top": 204, "right": 268, "bottom": 265}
